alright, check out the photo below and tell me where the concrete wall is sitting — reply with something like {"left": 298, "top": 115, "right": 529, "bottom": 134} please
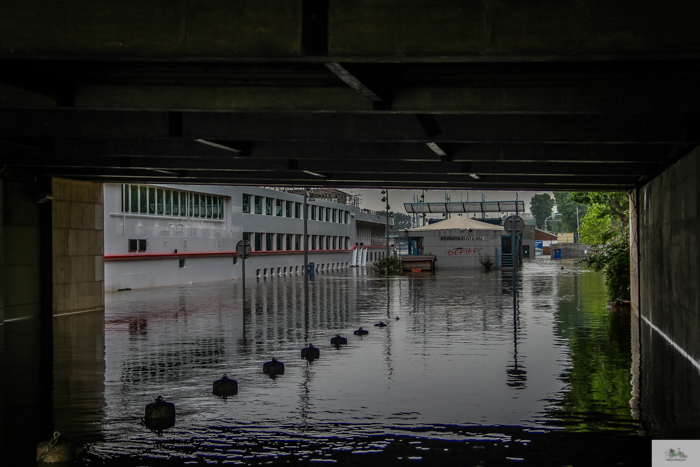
{"left": 1, "top": 177, "right": 42, "bottom": 321}
{"left": 635, "top": 147, "right": 700, "bottom": 360}
{"left": 418, "top": 229, "right": 503, "bottom": 269}
{"left": 52, "top": 178, "right": 104, "bottom": 316}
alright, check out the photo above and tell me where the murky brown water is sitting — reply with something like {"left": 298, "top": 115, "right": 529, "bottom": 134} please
{"left": 4, "top": 258, "right": 657, "bottom": 465}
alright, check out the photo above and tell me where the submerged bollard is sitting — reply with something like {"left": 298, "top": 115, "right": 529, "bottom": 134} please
{"left": 263, "top": 358, "right": 285, "bottom": 376}
{"left": 330, "top": 334, "right": 347, "bottom": 348}
{"left": 144, "top": 396, "right": 176, "bottom": 430}
{"left": 301, "top": 344, "right": 320, "bottom": 361}
{"left": 37, "top": 431, "right": 75, "bottom": 463}
{"left": 353, "top": 327, "right": 369, "bottom": 336}
{"left": 212, "top": 374, "right": 239, "bottom": 397}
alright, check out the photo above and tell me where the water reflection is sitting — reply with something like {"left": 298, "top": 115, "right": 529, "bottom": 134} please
{"left": 2, "top": 258, "right": 665, "bottom": 465}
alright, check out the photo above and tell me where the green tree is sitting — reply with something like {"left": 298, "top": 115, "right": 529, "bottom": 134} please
{"left": 529, "top": 193, "right": 555, "bottom": 229}
{"left": 572, "top": 191, "right": 631, "bottom": 300}
{"left": 554, "top": 192, "right": 588, "bottom": 233}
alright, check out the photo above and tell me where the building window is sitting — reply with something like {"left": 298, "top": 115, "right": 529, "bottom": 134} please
{"left": 266, "top": 198, "right": 273, "bottom": 215}
{"left": 254, "top": 196, "right": 262, "bottom": 214}
{"left": 276, "top": 199, "right": 283, "bottom": 216}
{"left": 266, "top": 233, "right": 273, "bottom": 251}
{"left": 286, "top": 201, "right": 293, "bottom": 217}
{"left": 243, "top": 194, "right": 251, "bottom": 213}
{"left": 179, "top": 259, "right": 186, "bottom": 268}
{"left": 254, "top": 233, "right": 262, "bottom": 251}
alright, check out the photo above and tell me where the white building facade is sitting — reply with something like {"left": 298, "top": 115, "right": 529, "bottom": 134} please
{"left": 104, "top": 184, "right": 391, "bottom": 292}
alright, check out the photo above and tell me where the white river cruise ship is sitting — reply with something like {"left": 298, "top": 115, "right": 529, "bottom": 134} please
{"left": 104, "top": 184, "right": 392, "bottom": 292}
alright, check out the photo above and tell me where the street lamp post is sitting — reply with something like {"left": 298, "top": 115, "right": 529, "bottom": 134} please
{"left": 382, "top": 190, "right": 390, "bottom": 258}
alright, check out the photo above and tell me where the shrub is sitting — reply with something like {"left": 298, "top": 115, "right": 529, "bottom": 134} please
{"left": 479, "top": 254, "right": 494, "bottom": 272}
{"left": 373, "top": 255, "right": 403, "bottom": 275}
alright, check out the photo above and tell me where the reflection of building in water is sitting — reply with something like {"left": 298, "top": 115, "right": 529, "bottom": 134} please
{"left": 115, "top": 332, "right": 226, "bottom": 384}
{"left": 240, "top": 276, "right": 354, "bottom": 357}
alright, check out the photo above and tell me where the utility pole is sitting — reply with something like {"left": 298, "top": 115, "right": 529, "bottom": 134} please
{"left": 382, "top": 189, "right": 390, "bottom": 258}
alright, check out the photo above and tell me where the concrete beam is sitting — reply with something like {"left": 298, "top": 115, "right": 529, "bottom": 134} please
{"left": 4, "top": 109, "right": 693, "bottom": 143}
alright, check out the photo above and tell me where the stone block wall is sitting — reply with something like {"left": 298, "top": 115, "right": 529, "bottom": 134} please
{"left": 52, "top": 178, "right": 104, "bottom": 316}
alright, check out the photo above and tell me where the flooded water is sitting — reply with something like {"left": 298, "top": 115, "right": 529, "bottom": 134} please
{"left": 4, "top": 258, "right": 660, "bottom": 465}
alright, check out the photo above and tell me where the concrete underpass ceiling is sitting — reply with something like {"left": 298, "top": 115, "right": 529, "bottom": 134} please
{"left": 1, "top": 1, "right": 700, "bottom": 191}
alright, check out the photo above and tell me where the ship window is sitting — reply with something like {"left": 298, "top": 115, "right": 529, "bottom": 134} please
{"left": 311, "top": 205, "right": 316, "bottom": 220}
{"left": 333, "top": 236, "right": 337, "bottom": 249}
{"left": 266, "top": 233, "right": 273, "bottom": 251}
{"left": 326, "top": 207, "right": 330, "bottom": 221}
{"left": 276, "top": 199, "right": 283, "bottom": 216}
{"left": 243, "top": 194, "right": 251, "bottom": 213}
{"left": 318, "top": 207, "right": 323, "bottom": 221}
{"left": 286, "top": 201, "right": 292, "bottom": 217}
{"left": 156, "top": 189, "right": 163, "bottom": 215}
{"left": 128, "top": 239, "right": 137, "bottom": 252}
{"left": 311, "top": 236, "right": 316, "bottom": 250}
{"left": 200, "top": 195, "right": 206, "bottom": 217}
{"left": 139, "top": 186, "right": 147, "bottom": 213}
{"left": 148, "top": 187, "right": 156, "bottom": 214}
{"left": 212, "top": 196, "right": 217, "bottom": 218}
{"left": 254, "top": 196, "right": 262, "bottom": 214}
{"left": 179, "top": 259, "right": 186, "bottom": 268}
{"left": 266, "top": 198, "right": 273, "bottom": 215}
{"left": 254, "top": 233, "right": 262, "bottom": 251}
{"left": 207, "top": 195, "right": 213, "bottom": 218}
{"left": 138, "top": 239, "right": 147, "bottom": 252}
{"left": 165, "top": 190, "right": 171, "bottom": 215}
{"left": 332, "top": 209, "right": 337, "bottom": 222}
{"left": 295, "top": 202, "right": 301, "bottom": 219}
{"left": 286, "top": 234, "right": 292, "bottom": 250}
{"left": 130, "top": 185, "right": 138, "bottom": 213}
{"left": 326, "top": 236, "right": 330, "bottom": 249}
{"left": 243, "top": 232, "right": 250, "bottom": 242}
{"left": 345, "top": 211, "right": 349, "bottom": 223}
{"left": 276, "top": 233, "right": 283, "bottom": 251}
{"left": 180, "top": 192, "right": 186, "bottom": 216}
{"left": 295, "top": 234, "right": 301, "bottom": 250}
{"left": 219, "top": 197, "right": 224, "bottom": 219}
{"left": 193, "top": 194, "right": 200, "bottom": 216}
{"left": 122, "top": 184, "right": 128, "bottom": 212}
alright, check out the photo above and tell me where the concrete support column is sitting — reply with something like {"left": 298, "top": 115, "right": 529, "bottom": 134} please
{"left": 52, "top": 178, "right": 104, "bottom": 316}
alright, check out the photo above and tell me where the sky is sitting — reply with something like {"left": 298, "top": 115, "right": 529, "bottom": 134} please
{"left": 351, "top": 189, "right": 555, "bottom": 214}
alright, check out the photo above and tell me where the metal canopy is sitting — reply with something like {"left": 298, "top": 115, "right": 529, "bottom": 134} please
{"left": 404, "top": 201, "right": 525, "bottom": 214}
